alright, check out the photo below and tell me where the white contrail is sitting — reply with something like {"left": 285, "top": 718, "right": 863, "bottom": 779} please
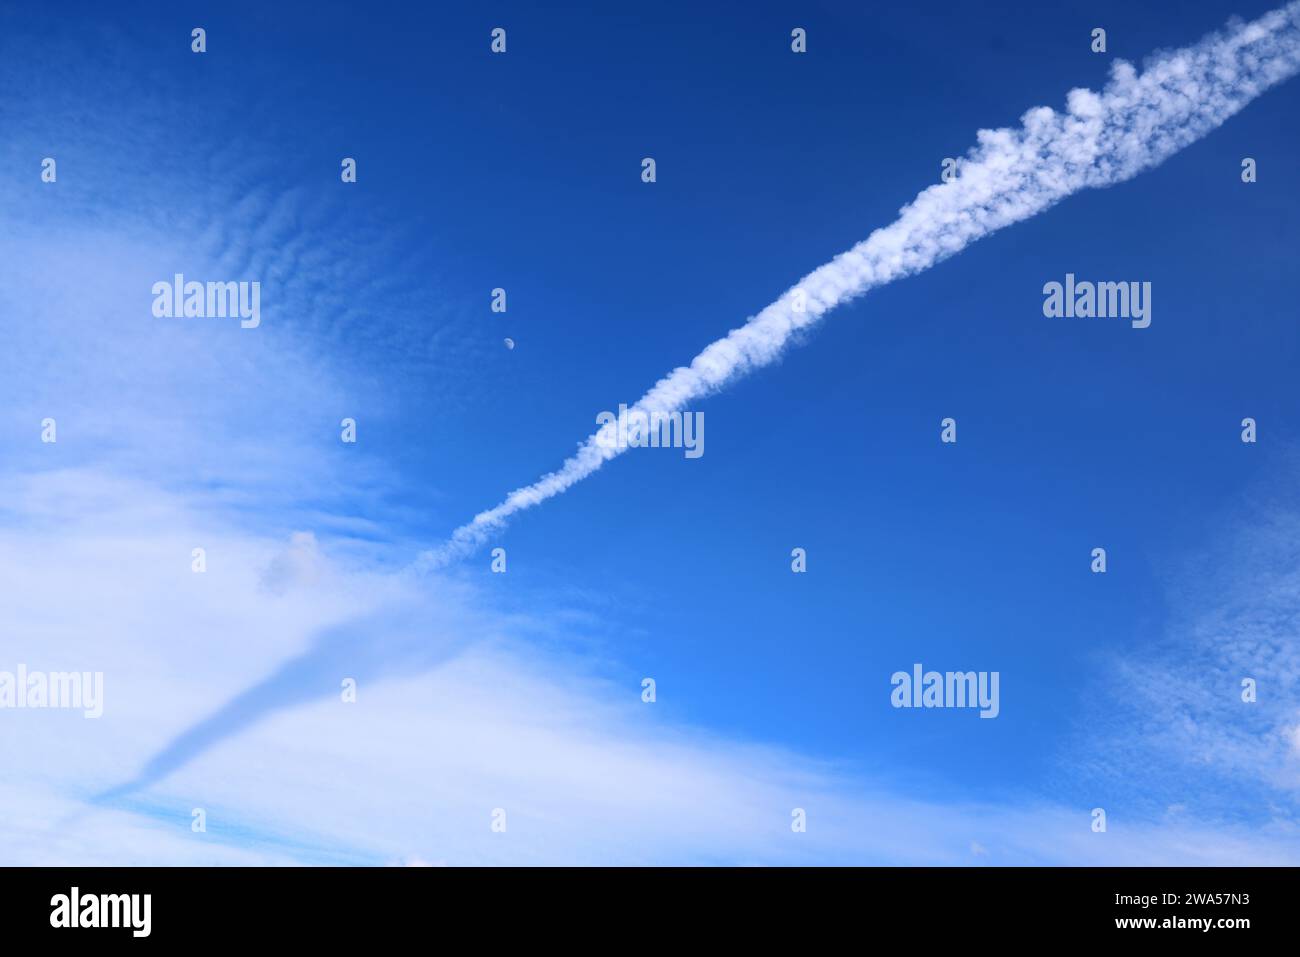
{"left": 421, "top": 3, "right": 1300, "bottom": 569}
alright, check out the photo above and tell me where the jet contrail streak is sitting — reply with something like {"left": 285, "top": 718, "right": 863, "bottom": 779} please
{"left": 420, "top": 3, "right": 1300, "bottom": 570}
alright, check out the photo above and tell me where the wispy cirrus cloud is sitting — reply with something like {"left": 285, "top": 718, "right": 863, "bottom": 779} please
{"left": 1080, "top": 469, "right": 1300, "bottom": 822}
{"left": 0, "top": 12, "right": 491, "bottom": 516}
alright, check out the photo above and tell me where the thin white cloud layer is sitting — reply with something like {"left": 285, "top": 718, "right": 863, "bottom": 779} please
{"left": 4, "top": 470, "right": 1300, "bottom": 865}
{"left": 1085, "top": 482, "right": 1300, "bottom": 817}
{"left": 423, "top": 2, "right": 1300, "bottom": 567}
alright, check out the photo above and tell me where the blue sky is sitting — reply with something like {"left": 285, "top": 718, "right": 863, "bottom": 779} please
{"left": 2, "top": 0, "right": 1300, "bottom": 864}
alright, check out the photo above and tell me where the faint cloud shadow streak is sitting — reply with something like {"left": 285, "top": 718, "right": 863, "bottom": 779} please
{"left": 94, "top": 601, "right": 467, "bottom": 803}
